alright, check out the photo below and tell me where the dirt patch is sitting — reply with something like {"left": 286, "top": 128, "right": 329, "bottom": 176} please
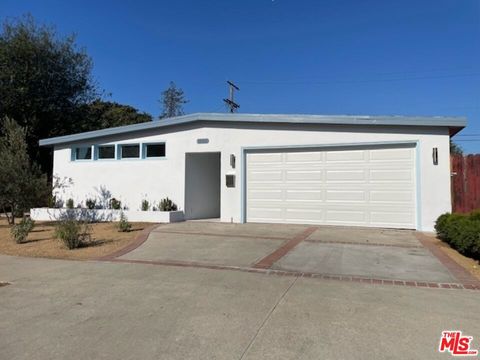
{"left": 428, "top": 235, "right": 480, "bottom": 281}
{"left": 0, "top": 218, "right": 157, "bottom": 260}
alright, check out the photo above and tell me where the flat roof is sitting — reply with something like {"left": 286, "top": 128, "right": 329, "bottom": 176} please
{"left": 39, "top": 112, "right": 467, "bottom": 146}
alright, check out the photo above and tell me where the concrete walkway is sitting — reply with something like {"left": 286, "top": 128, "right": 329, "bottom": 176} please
{"left": 0, "top": 254, "right": 479, "bottom": 360}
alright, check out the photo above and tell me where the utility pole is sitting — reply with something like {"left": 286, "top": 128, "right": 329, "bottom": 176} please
{"left": 223, "top": 80, "right": 240, "bottom": 113}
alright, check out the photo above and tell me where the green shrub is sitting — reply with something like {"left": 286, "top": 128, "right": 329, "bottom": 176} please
{"left": 85, "top": 198, "right": 96, "bottom": 210}
{"left": 469, "top": 210, "right": 480, "bottom": 221}
{"left": 10, "top": 217, "right": 35, "bottom": 244}
{"left": 435, "top": 211, "right": 480, "bottom": 260}
{"left": 117, "top": 212, "right": 132, "bottom": 232}
{"left": 55, "top": 217, "right": 91, "bottom": 249}
{"left": 66, "top": 198, "right": 74, "bottom": 209}
{"left": 141, "top": 199, "right": 150, "bottom": 211}
{"left": 110, "top": 198, "right": 121, "bottom": 210}
{"left": 159, "top": 197, "right": 177, "bottom": 211}
{"left": 434, "top": 212, "right": 451, "bottom": 240}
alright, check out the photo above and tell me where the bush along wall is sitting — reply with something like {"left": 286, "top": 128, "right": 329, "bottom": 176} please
{"left": 435, "top": 211, "right": 480, "bottom": 260}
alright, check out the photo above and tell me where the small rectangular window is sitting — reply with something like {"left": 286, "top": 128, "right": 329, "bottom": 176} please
{"left": 121, "top": 144, "right": 140, "bottom": 159}
{"left": 98, "top": 145, "right": 115, "bottom": 159}
{"left": 146, "top": 143, "right": 166, "bottom": 158}
{"left": 75, "top": 146, "right": 92, "bottom": 160}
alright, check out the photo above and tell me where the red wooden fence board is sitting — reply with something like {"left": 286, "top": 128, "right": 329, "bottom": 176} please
{"left": 451, "top": 154, "right": 480, "bottom": 213}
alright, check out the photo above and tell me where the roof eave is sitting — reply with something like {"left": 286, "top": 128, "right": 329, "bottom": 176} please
{"left": 38, "top": 112, "right": 467, "bottom": 147}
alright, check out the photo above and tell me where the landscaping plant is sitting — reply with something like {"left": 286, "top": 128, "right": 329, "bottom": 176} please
{"left": 85, "top": 198, "right": 96, "bottom": 210}
{"left": 141, "top": 199, "right": 150, "bottom": 211}
{"left": 159, "top": 197, "right": 178, "bottom": 211}
{"left": 117, "top": 212, "right": 132, "bottom": 232}
{"left": 66, "top": 198, "right": 74, "bottom": 209}
{"left": 55, "top": 215, "right": 91, "bottom": 249}
{"left": 10, "top": 217, "right": 35, "bottom": 244}
{"left": 110, "top": 198, "right": 121, "bottom": 210}
{"left": 435, "top": 211, "right": 480, "bottom": 260}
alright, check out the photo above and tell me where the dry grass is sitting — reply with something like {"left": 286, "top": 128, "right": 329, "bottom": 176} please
{"left": 0, "top": 217, "right": 155, "bottom": 260}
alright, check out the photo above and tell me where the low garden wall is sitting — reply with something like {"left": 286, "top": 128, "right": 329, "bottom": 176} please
{"left": 30, "top": 208, "right": 184, "bottom": 223}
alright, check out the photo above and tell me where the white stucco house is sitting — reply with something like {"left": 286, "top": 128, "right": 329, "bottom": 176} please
{"left": 37, "top": 113, "right": 466, "bottom": 232}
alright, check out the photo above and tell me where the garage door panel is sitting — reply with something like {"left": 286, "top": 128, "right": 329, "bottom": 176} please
{"left": 326, "top": 170, "right": 367, "bottom": 181}
{"left": 286, "top": 170, "right": 323, "bottom": 181}
{"left": 326, "top": 150, "right": 366, "bottom": 162}
{"left": 370, "top": 211, "right": 415, "bottom": 227}
{"left": 248, "top": 189, "right": 283, "bottom": 200}
{"left": 370, "top": 190, "right": 414, "bottom": 203}
{"left": 369, "top": 148, "right": 412, "bottom": 161}
{"left": 285, "top": 209, "right": 323, "bottom": 222}
{"left": 326, "top": 190, "right": 366, "bottom": 202}
{"left": 286, "top": 190, "right": 323, "bottom": 200}
{"left": 370, "top": 169, "right": 414, "bottom": 181}
{"left": 285, "top": 151, "right": 323, "bottom": 162}
{"left": 248, "top": 153, "right": 283, "bottom": 163}
{"left": 247, "top": 207, "right": 282, "bottom": 221}
{"left": 326, "top": 210, "right": 366, "bottom": 223}
{"left": 246, "top": 145, "right": 416, "bottom": 229}
{"left": 248, "top": 170, "right": 283, "bottom": 181}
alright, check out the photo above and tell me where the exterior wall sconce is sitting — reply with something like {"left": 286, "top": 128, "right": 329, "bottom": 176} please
{"left": 230, "top": 154, "right": 236, "bottom": 168}
{"left": 433, "top": 147, "right": 438, "bottom": 165}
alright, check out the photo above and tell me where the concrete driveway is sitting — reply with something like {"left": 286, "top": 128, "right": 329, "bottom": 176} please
{"left": 1, "top": 253, "right": 479, "bottom": 360}
{"left": 120, "top": 222, "right": 457, "bottom": 284}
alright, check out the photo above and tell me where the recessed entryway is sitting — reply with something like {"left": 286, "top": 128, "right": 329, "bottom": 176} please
{"left": 184, "top": 152, "right": 221, "bottom": 220}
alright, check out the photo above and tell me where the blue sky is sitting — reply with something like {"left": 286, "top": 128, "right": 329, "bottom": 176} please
{"left": 2, "top": 0, "right": 479, "bottom": 152}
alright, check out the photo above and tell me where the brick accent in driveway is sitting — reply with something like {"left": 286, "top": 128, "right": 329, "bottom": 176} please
{"left": 253, "top": 227, "right": 320, "bottom": 269}
{"left": 415, "top": 232, "right": 480, "bottom": 288}
{"left": 96, "top": 224, "right": 161, "bottom": 261}
{"left": 107, "top": 257, "right": 479, "bottom": 291}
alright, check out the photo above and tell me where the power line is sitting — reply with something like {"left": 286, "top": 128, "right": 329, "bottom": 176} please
{"left": 238, "top": 73, "right": 480, "bottom": 86}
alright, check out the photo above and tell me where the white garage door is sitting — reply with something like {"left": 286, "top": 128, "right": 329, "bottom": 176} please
{"left": 246, "top": 145, "right": 417, "bottom": 229}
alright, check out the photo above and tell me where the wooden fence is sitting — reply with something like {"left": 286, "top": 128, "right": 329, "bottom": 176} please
{"left": 451, "top": 154, "right": 480, "bottom": 213}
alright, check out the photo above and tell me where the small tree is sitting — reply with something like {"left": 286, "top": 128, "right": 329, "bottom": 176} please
{"left": 0, "top": 117, "right": 49, "bottom": 224}
{"left": 158, "top": 81, "right": 188, "bottom": 119}
{"left": 450, "top": 140, "right": 463, "bottom": 155}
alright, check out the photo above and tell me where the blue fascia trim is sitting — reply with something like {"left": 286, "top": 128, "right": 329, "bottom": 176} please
{"left": 39, "top": 113, "right": 467, "bottom": 146}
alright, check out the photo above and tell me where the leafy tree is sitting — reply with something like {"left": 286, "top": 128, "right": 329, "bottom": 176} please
{"left": 450, "top": 140, "right": 463, "bottom": 155}
{"left": 78, "top": 100, "right": 152, "bottom": 131}
{"left": 0, "top": 14, "right": 98, "bottom": 170}
{"left": 0, "top": 118, "right": 49, "bottom": 224}
{"left": 159, "top": 81, "right": 188, "bottom": 119}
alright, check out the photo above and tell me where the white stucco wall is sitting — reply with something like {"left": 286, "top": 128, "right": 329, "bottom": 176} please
{"left": 51, "top": 123, "right": 451, "bottom": 231}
